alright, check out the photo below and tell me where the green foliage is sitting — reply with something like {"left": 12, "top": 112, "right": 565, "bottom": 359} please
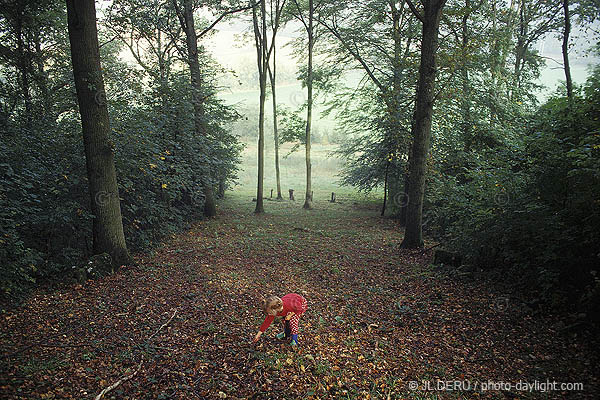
{"left": 427, "top": 68, "right": 600, "bottom": 313}
{"left": 0, "top": 2, "right": 242, "bottom": 304}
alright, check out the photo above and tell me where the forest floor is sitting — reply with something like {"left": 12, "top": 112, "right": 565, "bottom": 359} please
{"left": 1, "top": 193, "right": 598, "bottom": 399}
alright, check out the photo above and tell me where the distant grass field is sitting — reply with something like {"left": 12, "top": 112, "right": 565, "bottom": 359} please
{"left": 233, "top": 139, "right": 382, "bottom": 206}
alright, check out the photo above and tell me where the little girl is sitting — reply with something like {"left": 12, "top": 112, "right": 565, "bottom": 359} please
{"left": 252, "top": 293, "right": 307, "bottom": 346}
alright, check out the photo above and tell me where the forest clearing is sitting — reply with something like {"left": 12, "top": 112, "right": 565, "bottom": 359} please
{"left": 1, "top": 193, "right": 598, "bottom": 399}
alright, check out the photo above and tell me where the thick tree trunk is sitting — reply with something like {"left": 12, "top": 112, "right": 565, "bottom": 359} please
{"left": 401, "top": 0, "right": 446, "bottom": 248}
{"left": 562, "top": 0, "right": 573, "bottom": 100}
{"left": 178, "top": 0, "right": 217, "bottom": 217}
{"left": 66, "top": 0, "right": 130, "bottom": 266}
{"left": 303, "top": 0, "right": 314, "bottom": 210}
{"left": 268, "top": 46, "right": 283, "bottom": 200}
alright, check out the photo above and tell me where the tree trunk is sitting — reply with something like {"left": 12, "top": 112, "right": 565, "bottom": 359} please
{"left": 489, "top": 0, "right": 499, "bottom": 124}
{"left": 399, "top": 171, "right": 409, "bottom": 226}
{"left": 401, "top": 0, "right": 446, "bottom": 248}
{"left": 512, "top": 0, "right": 526, "bottom": 100}
{"left": 33, "top": 31, "right": 51, "bottom": 120}
{"left": 177, "top": 0, "right": 217, "bottom": 217}
{"left": 218, "top": 179, "right": 225, "bottom": 198}
{"left": 385, "top": 2, "right": 405, "bottom": 219}
{"left": 66, "top": 0, "right": 131, "bottom": 266}
{"left": 381, "top": 161, "right": 390, "bottom": 216}
{"left": 15, "top": 9, "right": 32, "bottom": 128}
{"left": 268, "top": 45, "right": 283, "bottom": 200}
{"left": 461, "top": 0, "right": 472, "bottom": 152}
{"left": 562, "top": 0, "right": 573, "bottom": 100}
{"left": 303, "top": 0, "right": 314, "bottom": 210}
{"left": 253, "top": 0, "right": 267, "bottom": 214}
{"left": 157, "top": 29, "right": 169, "bottom": 114}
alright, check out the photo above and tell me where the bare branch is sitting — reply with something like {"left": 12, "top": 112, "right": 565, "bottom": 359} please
{"left": 199, "top": 1, "right": 263, "bottom": 38}
{"left": 148, "top": 309, "right": 178, "bottom": 341}
{"left": 94, "top": 359, "right": 144, "bottom": 400}
{"left": 405, "top": 0, "right": 424, "bottom": 24}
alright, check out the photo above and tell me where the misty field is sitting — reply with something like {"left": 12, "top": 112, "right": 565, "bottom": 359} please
{"left": 234, "top": 140, "right": 376, "bottom": 202}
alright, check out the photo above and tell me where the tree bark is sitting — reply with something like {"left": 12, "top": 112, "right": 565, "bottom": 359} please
{"left": 253, "top": 0, "right": 268, "bottom": 214}
{"left": 381, "top": 161, "right": 390, "bottom": 216}
{"left": 461, "top": 0, "right": 473, "bottom": 152}
{"left": 14, "top": 7, "right": 32, "bottom": 128}
{"left": 562, "top": 0, "right": 573, "bottom": 100}
{"left": 401, "top": 0, "right": 446, "bottom": 248}
{"left": 66, "top": 0, "right": 131, "bottom": 266}
{"left": 268, "top": 45, "right": 283, "bottom": 200}
{"left": 303, "top": 0, "right": 314, "bottom": 210}
{"left": 175, "top": 0, "right": 217, "bottom": 217}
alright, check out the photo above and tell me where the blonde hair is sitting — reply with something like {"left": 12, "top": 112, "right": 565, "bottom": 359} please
{"left": 262, "top": 295, "right": 283, "bottom": 314}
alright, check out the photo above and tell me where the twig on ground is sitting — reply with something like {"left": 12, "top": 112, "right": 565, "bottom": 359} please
{"left": 148, "top": 308, "right": 178, "bottom": 340}
{"left": 94, "top": 308, "right": 177, "bottom": 399}
{"left": 93, "top": 358, "right": 143, "bottom": 400}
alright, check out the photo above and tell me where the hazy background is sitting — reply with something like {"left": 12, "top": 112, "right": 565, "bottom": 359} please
{"left": 202, "top": 18, "right": 598, "bottom": 199}
{"left": 104, "top": 6, "right": 598, "bottom": 201}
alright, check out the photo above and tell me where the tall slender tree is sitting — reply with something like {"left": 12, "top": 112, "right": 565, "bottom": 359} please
{"left": 65, "top": 0, "right": 131, "bottom": 265}
{"left": 401, "top": 0, "right": 447, "bottom": 248}
{"left": 252, "top": 0, "right": 285, "bottom": 213}
{"left": 291, "top": 0, "right": 318, "bottom": 209}
{"left": 562, "top": 0, "right": 573, "bottom": 101}
{"left": 253, "top": 0, "right": 268, "bottom": 213}
{"left": 173, "top": 0, "right": 218, "bottom": 217}
{"left": 266, "top": 0, "right": 287, "bottom": 201}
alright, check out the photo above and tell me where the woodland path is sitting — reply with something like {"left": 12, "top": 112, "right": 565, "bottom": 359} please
{"left": 0, "top": 194, "right": 597, "bottom": 399}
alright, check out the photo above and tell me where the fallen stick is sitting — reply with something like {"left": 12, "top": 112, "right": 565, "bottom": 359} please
{"left": 95, "top": 308, "right": 177, "bottom": 399}
{"left": 148, "top": 308, "right": 178, "bottom": 340}
{"left": 94, "top": 359, "right": 143, "bottom": 400}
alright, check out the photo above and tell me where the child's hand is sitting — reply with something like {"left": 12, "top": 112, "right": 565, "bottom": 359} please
{"left": 285, "top": 312, "right": 295, "bottom": 320}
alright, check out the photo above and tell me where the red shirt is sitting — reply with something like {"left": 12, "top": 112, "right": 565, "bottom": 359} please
{"left": 259, "top": 293, "right": 306, "bottom": 332}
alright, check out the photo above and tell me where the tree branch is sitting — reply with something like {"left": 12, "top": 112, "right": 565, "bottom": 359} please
{"left": 171, "top": 0, "right": 187, "bottom": 32}
{"left": 199, "top": 1, "right": 263, "bottom": 38}
{"left": 405, "top": 0, "right": 424, "bottom": 24}
{"left": 94, "top": 359, "right": 144, "bottom": 400}
{"left": 148, "top": 308, "right": 178, "bottom": 341}
{"left": 316, "top": 17, "right": 389, "bottom": 103}
{"left": 94, "top": 308, "right": 177, "bottom": 400}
